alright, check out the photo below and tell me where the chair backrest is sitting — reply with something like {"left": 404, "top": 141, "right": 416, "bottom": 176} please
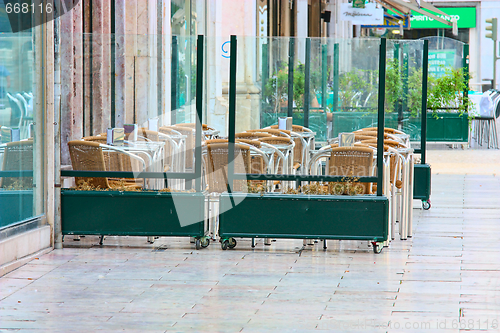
{"left": 82, "top": 136, "right": 107, "bottom": 144}
{"left": 354, "top": 130, "right": 398, "bottom": 141}
{"left": 175, "top": 123, "right": 215, "bottom": 131}
{"left": 205, "top": 142, "right": 250, "bottom": 193}
{"left": 0, "top": 140, "right": 33, "bottom": 188}
{"left": 248, "top": 128, "right": 291, "bottom": 137}
{"left": 172, "top": 125, "right": 195, "bottom": 169}
{"left": 139, "top": 128, "right": 159, "bottom": 141}
{"left": 258, "top": 136, "right": 294, "bottom": 146}
{"left": 159, "top": 126, "right": 182, "bottom": 136}
{"left": 360, "top": 127, "right": 404, "bottom": 135}
{"left": 68, "top": 140, "right": 110, "bottom": 189}
{"left": 269, "top": 124, "right": 313, "bottom": 133}
{"left": 327, "top": 146, "right": 374, "bottom": 194}
{"left": 235, "top": 132, "right": 272, "bottom": 140}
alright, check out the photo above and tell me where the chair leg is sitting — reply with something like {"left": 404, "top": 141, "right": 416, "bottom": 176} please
{"left": 99, "top": 235, "right": 104, "bottom": 246}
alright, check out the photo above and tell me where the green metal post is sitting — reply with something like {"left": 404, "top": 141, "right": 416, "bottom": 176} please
{"left": 261, "top": 43, "right": 269, "bottom": 128}
{"left": 288, "top": 38, "right": 295, "bottom": 117}
{"left": 321, "top": 43, "right": 327, "bottom": 111}
{"left": 333, "top": 43, "right": 339, "bottom": 112}
{"left": 401, "top": 43, "right": 409, "bottom": 123}
{"left": 171, "top": 36, "right": 178, "bottom": 124}
{"left": 462, "top": 44, "right": 470, "bottom": 110}
{"left": 194, "top": 35, "right": 204, "bottom": 192}
{"left": 304, "top": 38, "right": 311, "bottom": 128}
{"left": 393, "top": 43, "right": 399, "bottom": 61}
{"left": 421, "top": 40, "right": 429, "bottom": 165}
{"left": 376, "top": 38, "right": 387, "bottom": 197}
{"left": 227, "top": 35, "right": 238, "bottom": 193}
{"left": 110, "top": 8, "right": 115, "bottom": 128}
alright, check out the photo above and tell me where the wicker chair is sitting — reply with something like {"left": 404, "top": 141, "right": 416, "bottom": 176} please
{"left": 267, "top": 125, "right": 313, "bottom": 173}
{"left": 171, "top": 125, "right": 196, "bottom": 170}
{"left": 257, "top": 136, "right": 295, "bottom": 175}
{"left": 0, "top": 140, "right": 33, "bottom": 189}
{"left": 159, "top": 126, "right": 185, "bottom": 172}
{"left": 327, "top": 146, "right": 374, "bottom": 194}
{"left": 68, "top": 141, "right": 145, "bottom": 189}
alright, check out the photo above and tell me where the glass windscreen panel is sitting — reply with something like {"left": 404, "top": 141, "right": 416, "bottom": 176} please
{"left": 61, "top": 34, "right": 202, "bottom": 193}
{"left": 0, "top": 32, "right": 41, "bottom": 228}
{"left": 228, "top": 36, "right": 381, "bottom": 196}
{"left": 386, "top": 40, "right": 425, "bottom": 142}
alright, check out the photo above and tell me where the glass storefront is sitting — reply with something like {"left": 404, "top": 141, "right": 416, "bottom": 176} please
{"left": 0, "top": 19, "right": 43, "bottom": 228}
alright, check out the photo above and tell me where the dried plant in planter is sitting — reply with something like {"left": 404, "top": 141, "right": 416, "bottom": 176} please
{"left": 283, "top": 187, "right": 299, "bottom": 195}
{"left": 329, "top": 182, "right": 345, "bottom": 195}
{"left": 3, "top": 180, "right": 26, "bottom": 191}
{"left": 243, "top": 181, "right": 266, "bottom": 195}
{"left": 300, "top": 183, "right": 328, "bottom": 195}
{"left": 159, "top": 188, "right": 196, "bottom": 193}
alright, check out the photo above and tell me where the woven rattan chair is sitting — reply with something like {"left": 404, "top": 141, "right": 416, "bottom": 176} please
{"left": 326, "top": 146, "right": 375, "bottom": 194}
{"left": 0, "top": 140, "right": 33, "bottom": 189}
{"left": 258, "top": 136, "right": 295, "bottom": 175}
{"left": 171, "top": 125, "right": 196, "bottom": 170}
{"left": 82, "top": 135, "right": 138, "bottom": 185}
{"left": 267, "top": 125, "right": 313, "bottom": 173}
{"left": 68, "top": 141, "right": 145, "bottom": 189}
{"left": 159, "top": 126, "right": 185, "bottom": 172}
{"left": 68, "top": 141, "right": 111, "bottom": 189}
{"left": 308, "top": 145, "right": 374, "bottom": 192}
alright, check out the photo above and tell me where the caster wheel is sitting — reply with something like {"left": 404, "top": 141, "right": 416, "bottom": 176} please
{"left": 221, "top": 239, "right": 229, "bottom": 250}
{"left": 228, "top": 238, "right": 237, "bottom": 249}
{"left": 200, "top": 238, "right": 210, "bottom": 248}
{"left": 195, "top": 239, "right": 201, "bottom": 250}
{"left": 422, "top": 200, "right": 431, "bottom": 210}
{"left": 372, "top": 242, "right": 382, "bottom": 254}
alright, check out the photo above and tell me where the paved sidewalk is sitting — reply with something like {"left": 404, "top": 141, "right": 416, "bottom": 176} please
{"left": 0, "top": 151, "right": 499, "bottom": 332}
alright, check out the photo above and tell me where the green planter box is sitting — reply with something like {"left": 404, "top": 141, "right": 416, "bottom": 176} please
{"left": 426, "top": 112, "right": 469, "bottom": 142}
{"left": 261, "top": 111, "right": 328, "bottom": 141}
{"left": 61, "top": 190, "right": 206, "bottom": 237}
{"left": 219, "top": 193, "right": 388, "bottom": 242}
{"left": 0, "top": 190, "right": 34, "bottom": 228}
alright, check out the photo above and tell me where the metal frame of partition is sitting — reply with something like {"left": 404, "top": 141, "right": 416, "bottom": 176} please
{"left": 218, "top": 36, "right": 389, "bottom": 253}
{"left": 413, "top": 40, "right": 432, "bottom": 209}
{"left": 59, "top": 35, "right": 209, "bottom": 249}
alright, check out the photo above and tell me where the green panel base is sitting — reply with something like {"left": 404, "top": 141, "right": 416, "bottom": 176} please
{"left": 427, "top": 112, "right": 469, "bottom": 142}
{"left": 219, "top": 193, "right": 388, "bottom": 242}
{"left": 413, "top": 164, "right": 431, "bottom": 201}
{"left": 61, "top": 190, "right": 206, "bottom": 237}
{"left": 0, "top": 191, "right": 34, "bottom": 229}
